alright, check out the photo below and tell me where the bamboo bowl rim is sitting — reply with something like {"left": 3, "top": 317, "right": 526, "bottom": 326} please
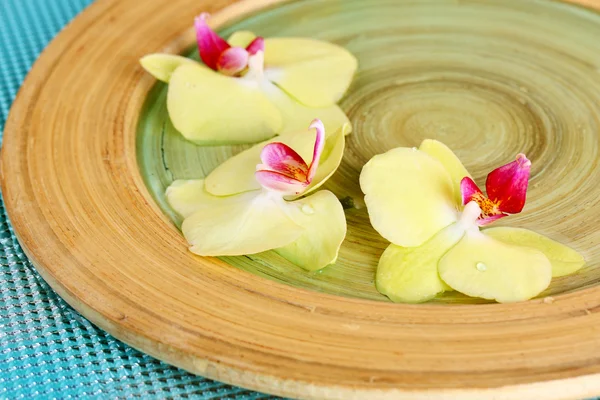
{"left": 3, "top": 0, "right": 600, "bottom": 398}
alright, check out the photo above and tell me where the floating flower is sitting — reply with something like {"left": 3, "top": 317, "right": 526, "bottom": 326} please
{"left": 194, "top": 13, "right": 264, "bottom": 76}
{"left": 166, "top": 119, "right": 349, "bottom": 270}
{"left": 360, "top": 140, "right": 584, "bottom": 303}
{"left": 140, "top": 14, "right": 357, "bottom": 145}
{"left": 460, "top": 153, "right": 531, "bottom": 225}
{"left": 255, "top": 119, "right": 325, "bottom": 195}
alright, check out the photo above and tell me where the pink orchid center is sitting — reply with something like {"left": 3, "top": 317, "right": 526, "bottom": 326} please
{"left": 245, "top": 37, "right": 265, "bottom": 55}
{"left": 217, "top": 47, "right": 249, "bottom": 76}
{"left": 195, "top": 13, "right": 265, "bottom": 76}
{"left": 460, "top": 153, "right": 531, "bottom": 226}
{"left": 255, "top": 119, "right": 326, "bottom": 195}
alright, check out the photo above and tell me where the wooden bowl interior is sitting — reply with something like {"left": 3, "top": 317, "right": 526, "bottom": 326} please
{"left": 138, "top": 0, "right": 600, "bottom": 303}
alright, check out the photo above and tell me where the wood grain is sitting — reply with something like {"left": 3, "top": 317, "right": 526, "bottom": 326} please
{"left": 4, "top": 0, "right": 600, "bottom": 398}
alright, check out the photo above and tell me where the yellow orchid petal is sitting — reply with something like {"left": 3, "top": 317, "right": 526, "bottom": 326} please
{"left": 484, "top": 227, "right": 585, "bottom": 277}
{"left": 166, "top": 179, "right": 246, "bottom": 219}
{"left": 181, "top": 191, "right": 303, "bottom": 256}
{"left": 438, "top": 232, "right": 552, "bottom": 303}
{"left": 260, "top": 80, "right": 351, "bottom": 136}
{"left": 275, "top": 190, "right": 346, "bottom": 271}
{"left": 360, "top": 148, "right": 458, "bottom": 247}
{"left": 377, "top": 223, "right": 464, "bottom": 304}
{"left": 166, "top": 181, "right": 345, "bottom": 269}
{"left": 139, "top": 54, "right": 197, "bottom": 83}
{"left": 227, "top": 31, "right": 257, "bottom": 48}
{"left": 205, "top": 124, "right": 347, "bottom": 196}
{"left": 263, "top": 38, "right": 357, "bottom": 107}
{"left": 167, "top": 63, "right": 282, "bottom": 145}
{"left": 419, "top": 139, "right": 471, "bottom": 205}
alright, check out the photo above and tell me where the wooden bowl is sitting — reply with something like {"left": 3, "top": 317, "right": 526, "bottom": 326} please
{"left": 3, "top": 0, "right": 600, "bottom": 398}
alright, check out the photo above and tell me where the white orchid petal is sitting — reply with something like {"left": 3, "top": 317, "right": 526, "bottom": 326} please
{"left": 140, "top": 54, "right": 197, "bottom": 83}
{"left": 264, "top": 38, "right": 357, "bottom": 107}
{"left": 167, "top": 63, "right": 282, "bottom": 145}
{"left": 439, "top": 231, "right": 552, "bottom": 303}
{"left": 180, "top": 190, "right": 303, "bottom": 256}
{"left": 377, "top": 223, "right": 464, "bottom": 303}
{"left": 360, "top": 147, "right": 458, "bottom": 247}
{"left": 275, "top": 190, "right": 346, "bottom": 271}
{"left": 484, "top": 227, "right": 585, "bottom": 277}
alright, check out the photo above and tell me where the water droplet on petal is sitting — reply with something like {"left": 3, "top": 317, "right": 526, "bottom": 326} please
{"left": 301, "top": 204, "right": 314, "bottom": 215}
{"left": 476, "top": 262, "right": 487, "bottom": 272}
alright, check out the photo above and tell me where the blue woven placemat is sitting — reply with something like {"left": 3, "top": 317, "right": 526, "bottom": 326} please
{"left": 0, "top": 0, "right": 276, "bottom": 398}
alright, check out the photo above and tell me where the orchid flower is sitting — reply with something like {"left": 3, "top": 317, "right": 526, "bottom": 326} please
{"left": 255, "top": 119, "right": 325, "bottom": 195}
{"left": 140, "top": 14, "right": 357, "bottom": 145}
{"left": 460, "top": 154, "right": 531, "bottom": 225}
{"left": 194, "top": 13, "right": 264, "bottom": 76}
{"left": 165, "top": 119, "right": 349, "bottom": 270}
{"left": 360, "top": 140, "right": 584, "bottom": 304}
